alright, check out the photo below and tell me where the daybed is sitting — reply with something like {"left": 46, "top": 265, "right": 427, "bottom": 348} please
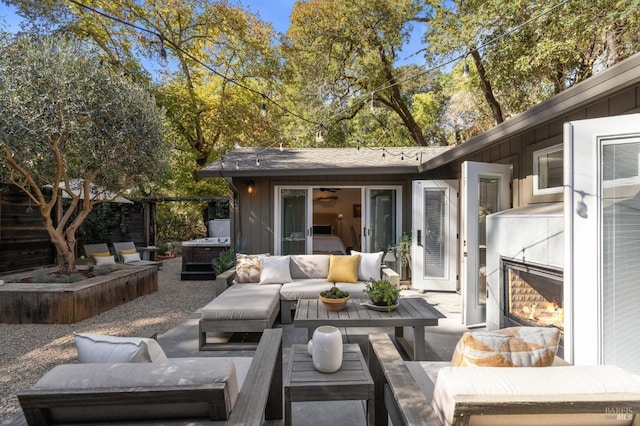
{"left": 368, "top": 332, "right": 640, "bottom": 426}
{"left": 16, "top": 328, "right": 283, "bottom": 425}
{"left": 199, "top": 253, "right": 399, "bottom": 350}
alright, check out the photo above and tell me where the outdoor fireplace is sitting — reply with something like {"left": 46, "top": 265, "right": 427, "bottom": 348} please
{"left": 503, "top": 260, "right": 563, "bottom": 330}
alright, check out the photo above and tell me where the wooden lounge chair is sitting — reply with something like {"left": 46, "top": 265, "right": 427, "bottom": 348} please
{"left": 15, "top": 328, "right": 283, "bottom": 425}
{"left": 368, "top": 333, "right": 640, "bottom": 426}
{"left": 113, "top": 241, "right": 163, "bottom": 268}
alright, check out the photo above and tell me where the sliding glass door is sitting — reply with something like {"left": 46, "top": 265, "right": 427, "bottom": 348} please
{"left": 276, "top": 188, "right": 310, "bottom": 255}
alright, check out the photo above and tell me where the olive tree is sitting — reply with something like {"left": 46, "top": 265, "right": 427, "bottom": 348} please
{"left": 0, "top": 35, "right": 166, "bottom": 273}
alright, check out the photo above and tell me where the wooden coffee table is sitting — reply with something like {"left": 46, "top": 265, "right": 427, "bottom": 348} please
{"left": 293, "top": 298, "right": 444, "bottom": 361}
{"left": 284, "top": 343, "right": 374, "bottom": 426}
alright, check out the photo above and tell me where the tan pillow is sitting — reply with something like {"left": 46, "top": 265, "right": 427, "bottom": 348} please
{"left": 119, "top": 248, "right": 138, "bottom": 256}
{"left": 90, "top": 252, "right": 111, "bottom": 258}
{"left": 235, "top": 253, "right": 269, "bottom": 283}
{"left": 326, "top": 254, "right": 360, "bottom": 284}
{"left": 451, "top": 326, "right": 560, "bottom": 367}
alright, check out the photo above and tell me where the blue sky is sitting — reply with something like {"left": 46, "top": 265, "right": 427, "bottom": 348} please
{"left": 0, "top": 1, "right": 425, "bottom": 66}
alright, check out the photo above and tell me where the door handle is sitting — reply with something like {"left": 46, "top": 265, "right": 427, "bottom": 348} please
{"left": 417, "top": 230, "right": 422, "bottom": 247}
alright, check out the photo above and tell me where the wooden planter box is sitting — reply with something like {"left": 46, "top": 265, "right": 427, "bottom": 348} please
{"left": 0, "top": 266, "right": 158, "bottom": 324}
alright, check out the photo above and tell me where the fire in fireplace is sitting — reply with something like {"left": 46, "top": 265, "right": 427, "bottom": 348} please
{"left": 503, "top": 259, "right": 563, "bottom": 330}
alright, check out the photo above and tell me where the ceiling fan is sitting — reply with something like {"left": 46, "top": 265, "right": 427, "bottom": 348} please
{"left": 319, "top": 187, "right": 341, "bottom": 193}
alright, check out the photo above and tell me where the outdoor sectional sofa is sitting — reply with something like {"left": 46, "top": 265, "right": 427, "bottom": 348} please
{"left": 368, "top": 332, "right": 640, "bottom": 426}
{"left": 16, "top": 329, "right": 283, "bottom": 425}
{"left": 199, "top": 253, "right": 399, "bottom": 350}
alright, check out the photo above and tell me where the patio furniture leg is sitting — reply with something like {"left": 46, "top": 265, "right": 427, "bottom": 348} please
{"left": 394, "top": 326, "right": 426, "bottom": 361}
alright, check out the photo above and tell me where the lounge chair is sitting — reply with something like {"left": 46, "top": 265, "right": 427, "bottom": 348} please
{"left": 368, "top": 333, "right": 640, "bottom": 426}
{"left": 113, "top": 241, "right": 163, "bottom": 268}
{"left": 82, "top": 243, "right": 113, "bottom": 265}
{"left": 15, "top": 328, "right": 283, "bottom": 425}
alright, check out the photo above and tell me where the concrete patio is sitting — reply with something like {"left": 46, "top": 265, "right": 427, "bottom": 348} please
{"left": 157, "top": 290, "right": 468, "bottom": 425}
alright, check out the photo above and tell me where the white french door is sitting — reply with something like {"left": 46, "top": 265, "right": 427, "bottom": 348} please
{"left": 411, "top": 180, "right": 458, "bottom": 291}
{"left": 461, "top": 161, "right": 511, "bottom": 327}
{"left": 565, "top": 113, "right": 640, "bottom": 372}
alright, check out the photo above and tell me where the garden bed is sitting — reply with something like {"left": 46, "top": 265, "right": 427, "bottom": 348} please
{"left": 0, "top": 265, "right": 158, "bottom": 324}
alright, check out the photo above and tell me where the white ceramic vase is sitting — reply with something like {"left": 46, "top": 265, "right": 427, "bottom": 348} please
{"left": 310, "top": 326, "right": 343, "bottom": 373}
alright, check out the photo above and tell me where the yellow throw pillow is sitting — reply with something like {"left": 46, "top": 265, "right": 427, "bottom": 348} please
{"left": 326, "top": 254, "right": 360, "bottom": 284}
{"left": 119, "top": 248, "right": 138, "bottom": 256}
{"left": 90, "top": 252, "right": 111, "bottom": 258}
{"left": 451, "top": 326, "right": 560, "bottom": 367}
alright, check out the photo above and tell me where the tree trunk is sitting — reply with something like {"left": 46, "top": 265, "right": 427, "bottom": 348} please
{"left": 470, "top": 49, "right": 504, "bottom": 125}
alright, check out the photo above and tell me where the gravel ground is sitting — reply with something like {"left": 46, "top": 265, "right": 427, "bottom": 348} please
{"left": 0, "top": 257, "right": 215, "bottom": 423}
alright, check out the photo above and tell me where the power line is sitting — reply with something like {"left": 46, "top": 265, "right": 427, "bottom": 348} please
{"left": 66, "top": 0, "right": 321, "bottom": 126}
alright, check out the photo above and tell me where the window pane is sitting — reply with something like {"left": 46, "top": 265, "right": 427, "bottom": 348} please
{"left": 281, "top": 189, "right": 306, "bottom": 255}
{"left": 538, "top": 149, "right": 563, "bottom": 190}
{"left": 424, "top": 189, "right": 446, "bottom": 277}
{"left": 601, "top": 141, "right": 640, "bottom": 374}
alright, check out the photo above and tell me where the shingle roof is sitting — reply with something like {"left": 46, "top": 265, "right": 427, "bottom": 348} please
{"left": 199, "top": 146, "right": 452, "bottom": 177}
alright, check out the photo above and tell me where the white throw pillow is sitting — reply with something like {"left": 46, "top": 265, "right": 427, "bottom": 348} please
{"left": 351, "top": 250, "right": 383, "bottom": 281}
{"left": 122, "top": 252, "right": 142, "bottom": 263}
{"left": 259, "top": 255, "right": 293, "bottom": 284}
{"left": 74, "top": 332, "right": 168, "bottom": 363}
{"left": 94, "top": 255, "right": 116, "bottom": 266}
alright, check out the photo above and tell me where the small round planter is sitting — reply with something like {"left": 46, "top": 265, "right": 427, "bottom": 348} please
{"left": 319, "top": 295, "right": 350, "bottom": 311}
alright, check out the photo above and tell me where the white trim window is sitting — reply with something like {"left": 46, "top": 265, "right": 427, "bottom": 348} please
{"left": 533, "top": 144, "right": 563, "bottom": 195}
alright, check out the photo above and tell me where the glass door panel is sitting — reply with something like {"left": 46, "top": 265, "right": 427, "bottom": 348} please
{"left": 365, "top": 188, "right": 398, "bottom": 253}
{"left": 280, "top": 188, "right": 308, "bottom": 255}
{"left": 601, "top": 140, "right": 640, "bottom": 373}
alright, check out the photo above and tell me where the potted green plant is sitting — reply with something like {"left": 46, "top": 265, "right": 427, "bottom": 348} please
{"left": 363, "top": 279, "right": 400, "bottom": 312}
{"left": 319, "top": 285, "right": 350, "bottom": 311}
{"left": 394, "top": 234, "right": 411, "bottom": 281}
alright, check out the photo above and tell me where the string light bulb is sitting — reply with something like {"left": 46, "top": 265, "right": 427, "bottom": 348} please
{"left": 279, "top": 142, "right": 284, "bottom": 152}
{"left": 462, "top": 55, "right": 469, "bottom": 79}
{"left": 255, "top": 157, "right": 260, "bottom": 166}
{"left": 260, "top": 94, "right": 267, "bottom": 117}
{"left": 382, "top": 149, "right": 386, "bottom": 159}
{"left": 315, "top": 124, "right": 324, "bottom": 143}
{"left": 159, "top": 38, "right": 168, "bottom": 68}
{"left": 370, "top": 92, "right": 376, "bottom": 114}
{"left": 235, "top": 161, "right": 240, "bottom": 170}
{"left": 221, "top": 156, "right": 225, "bottom": 167}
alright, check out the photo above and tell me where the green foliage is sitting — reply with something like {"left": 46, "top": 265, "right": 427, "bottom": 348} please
{"left": 212, "top": 249, "right": 236, "bottom": 275}
{"left": 364, "top": 279, "right": 400, "bottom": 310}
{"left": 0, "top": 34, "right": 166, "bottom": 272}
{"left": 320, "top": 286, "right": 350, "bottom": 299}
{"left": 394, "top": 234, "right": 411, "bottom": 267}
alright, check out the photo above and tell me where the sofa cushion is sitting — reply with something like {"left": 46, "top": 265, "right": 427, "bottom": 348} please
{"left": 431, "top": 365, "right": 640, "bottom": 426}
{"left": 74, "top": 332, "right": 168, "bottom": 363}
{"left": 290, "top": 254, "right": 330, "bottom": 279}
{"left": 326, "top": 254, "right": 360, "bottom": 283}
{"left": 202, "top": 283, "right": 281, "bottom": 320}
{"left": 451, "top": 326, "right": 560, "bottom": 367}
{"left": 236, "top": 253, "right": 269, "bottom": 283}
{"left": 32, "top": 357, "right": 240, "bottom": 422}
{"left": 280, "top": 279, "right": 368, "bottom": 301}
{"left": 259, "top": 255, "right": 292, "bottom": 284}
{"left": 351, "top": 250, "right": 383, "bottom": 280}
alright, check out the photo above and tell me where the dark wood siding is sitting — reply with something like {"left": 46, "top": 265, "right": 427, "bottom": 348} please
{"left": 0, "top": 184, "right": 54, "bottom": 272}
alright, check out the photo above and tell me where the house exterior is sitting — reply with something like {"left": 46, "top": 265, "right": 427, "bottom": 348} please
{"left": 200, "top": 52, "right": 640, "bottom": 371}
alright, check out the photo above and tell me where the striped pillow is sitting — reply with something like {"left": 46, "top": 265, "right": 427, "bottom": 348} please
{"left": 451, "top": 327, "right": 560, "bottom": 367}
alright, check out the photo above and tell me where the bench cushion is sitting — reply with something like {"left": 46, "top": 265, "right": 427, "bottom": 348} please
{"left": 202, "top": 283, "right": 281, "bottom": 320}
{"left": 32, "top": 357, "right": 240, "bottom": 422}
{"left": 280, "top": 279, "right": 367, "bottom": 301}
{"left": 432, "top": 365, "right": 640, "bottom": 425}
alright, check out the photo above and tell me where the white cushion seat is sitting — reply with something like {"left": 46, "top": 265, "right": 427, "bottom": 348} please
{"left": 432, "top": 365, "right": 640, "bottom": 425}
{"left": 31, "top": 357, "right": 250, "bottom": 423}
{"left": 279, "top": 279, "right": 368, "bottom": 301}
{"left": 201, "top": 283, "right": 281, "bottom": 321}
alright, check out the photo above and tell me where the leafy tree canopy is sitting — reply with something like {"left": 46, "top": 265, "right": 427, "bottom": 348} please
{"left": 0, "top": 34, "right": 167, "bottom": 272}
